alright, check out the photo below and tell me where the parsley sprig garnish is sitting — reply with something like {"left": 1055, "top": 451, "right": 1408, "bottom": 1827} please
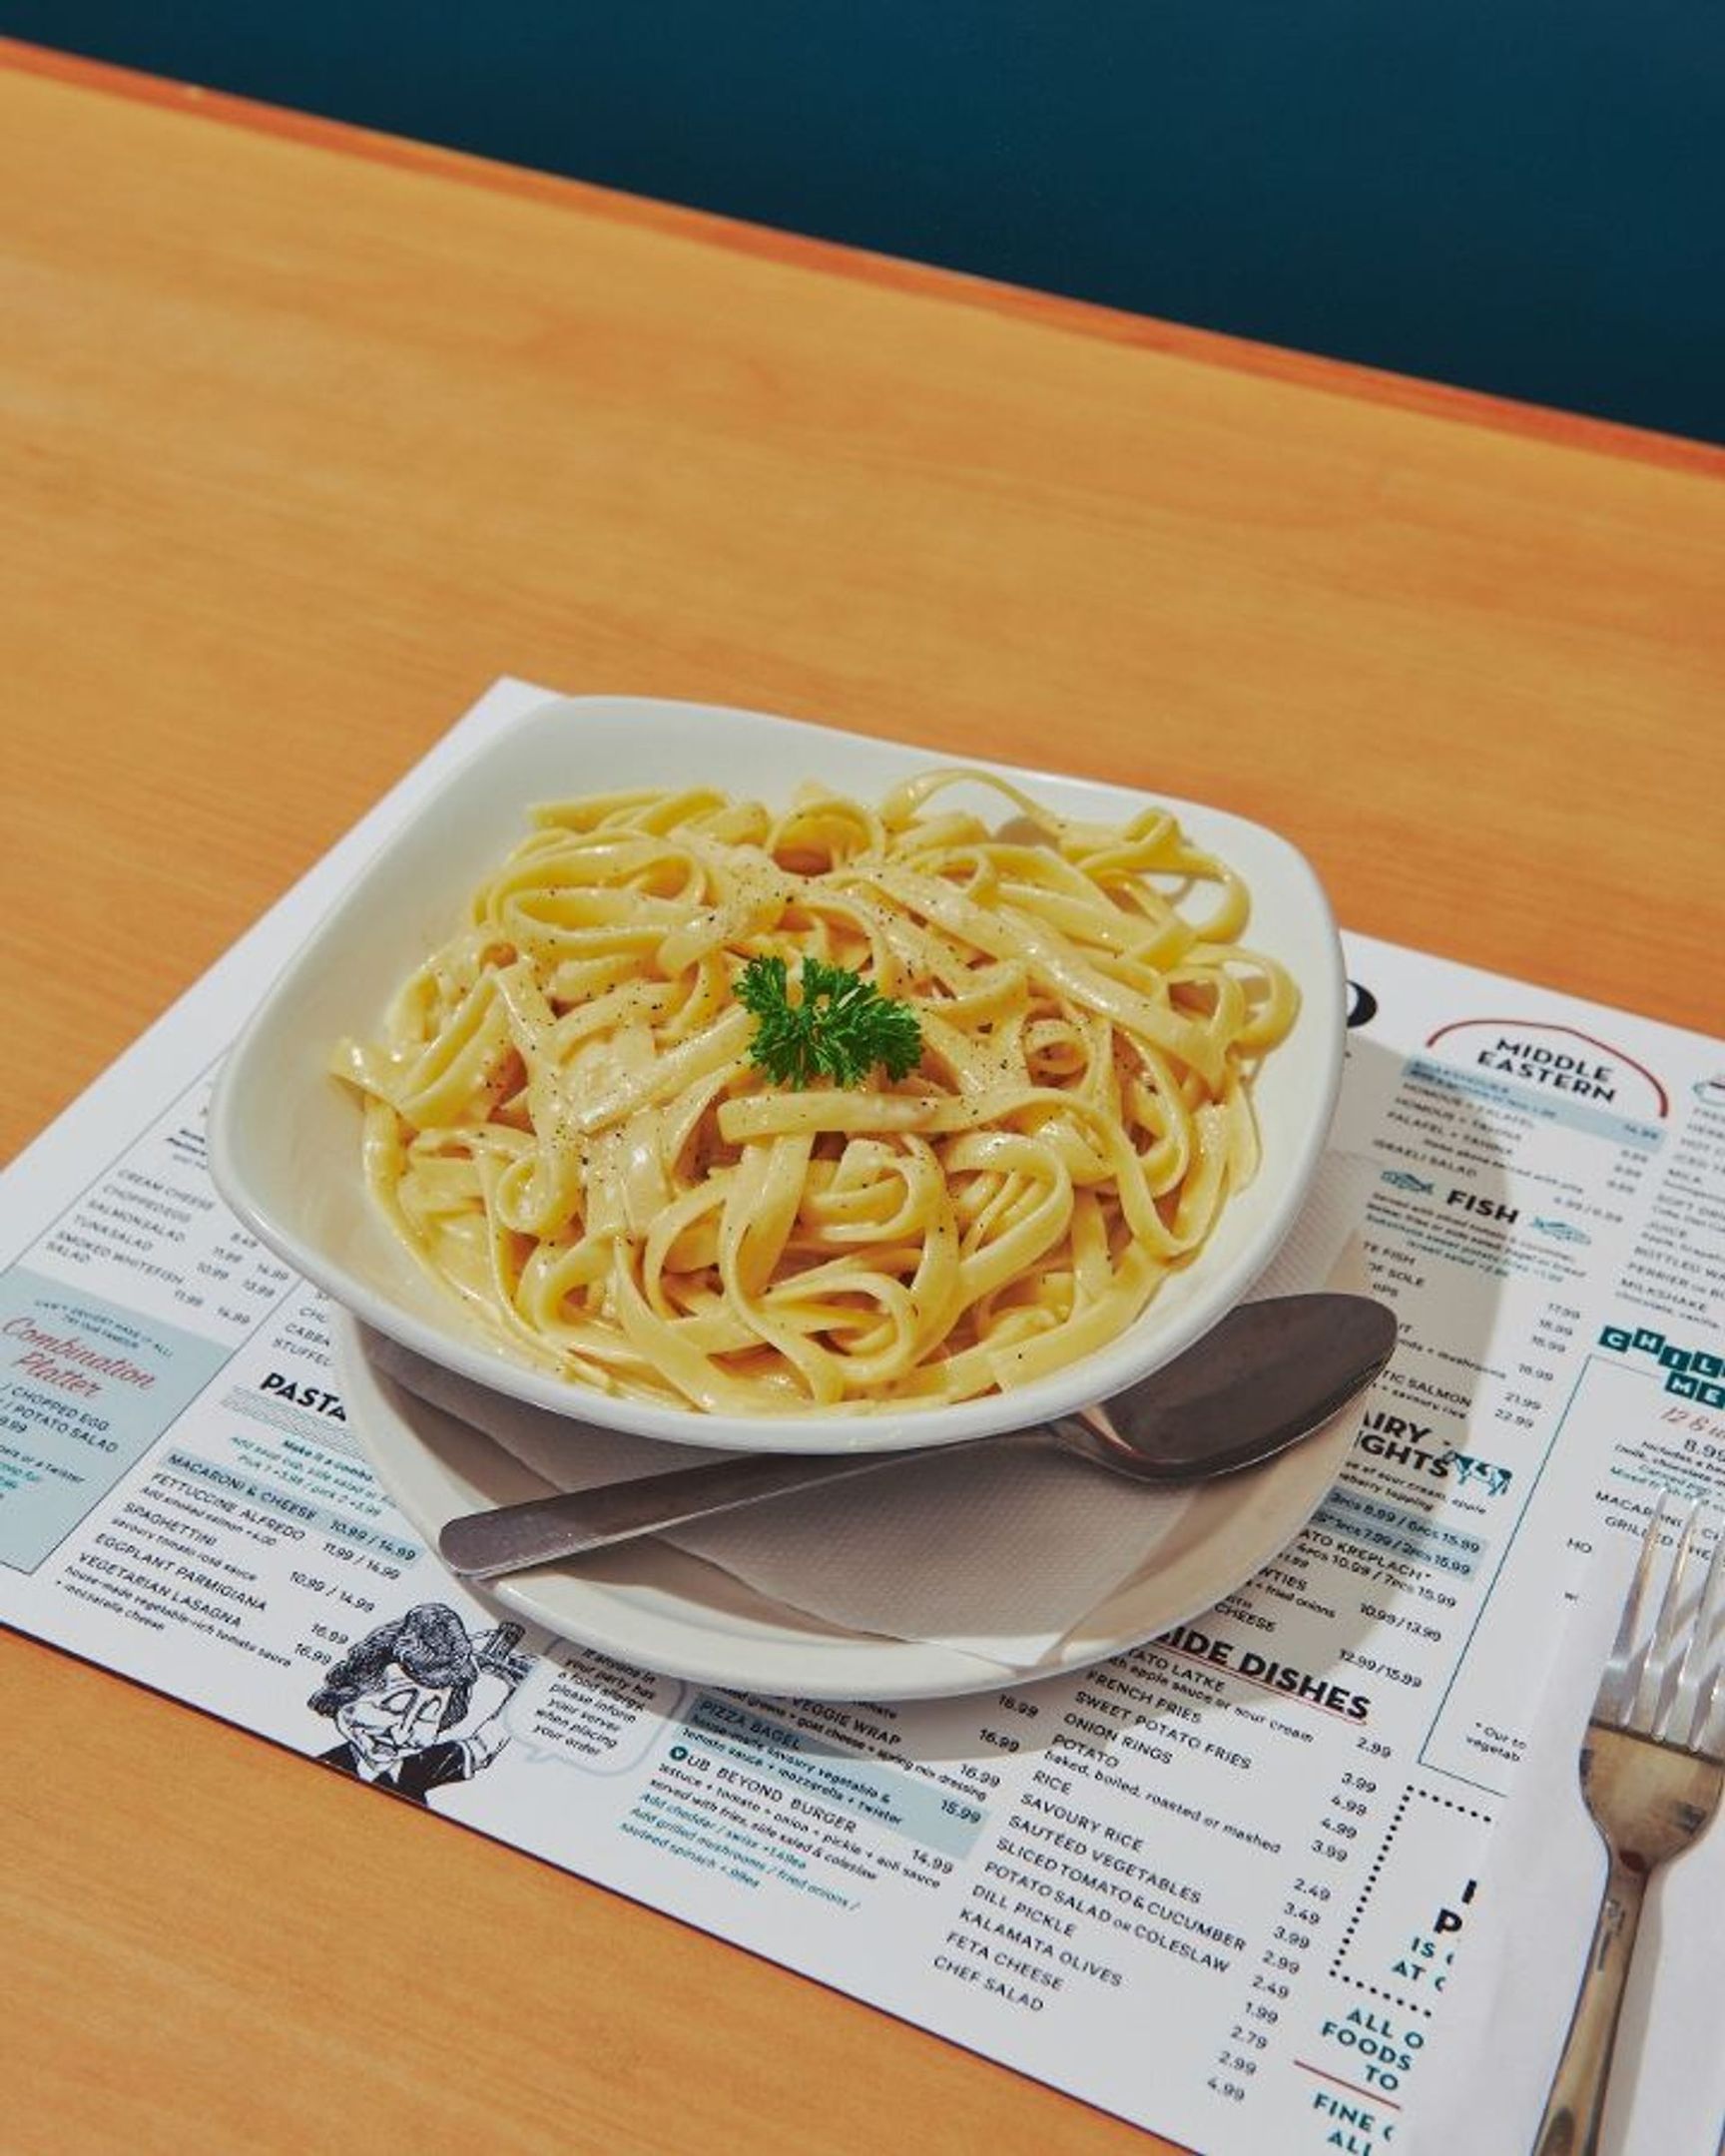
{"left": 737, "top": 954, "right": 923, "bottom": 1090}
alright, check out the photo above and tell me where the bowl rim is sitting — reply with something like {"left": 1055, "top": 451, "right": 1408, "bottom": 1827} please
{"left": 209, "top": 693, "right": 1345, "bottom": 1453}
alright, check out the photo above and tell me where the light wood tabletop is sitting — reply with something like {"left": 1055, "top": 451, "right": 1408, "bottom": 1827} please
{"left": 3, "top": 36, "right": 1722, "bottom": 2156}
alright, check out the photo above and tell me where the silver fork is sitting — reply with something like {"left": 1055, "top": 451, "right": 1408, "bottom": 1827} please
{"left": 1534, "top": 1496, "right": 1725, "bottom": 2156}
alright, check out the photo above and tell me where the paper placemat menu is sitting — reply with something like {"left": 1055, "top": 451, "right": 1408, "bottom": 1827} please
{"left": 5, "top": 679, "right": 1724, "bottom": 2156}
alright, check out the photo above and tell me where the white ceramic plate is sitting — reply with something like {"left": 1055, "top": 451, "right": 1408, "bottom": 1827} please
{"left": 214, "top": 695, "right": 1345, "bottom": 1455}
{"left": 331, "top": 1264, "right": 1362, "bottom": 1702}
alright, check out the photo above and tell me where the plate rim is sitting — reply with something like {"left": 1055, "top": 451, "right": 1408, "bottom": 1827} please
{"left": 330, "top": 1248, "right": 1363, "bottom": 1703}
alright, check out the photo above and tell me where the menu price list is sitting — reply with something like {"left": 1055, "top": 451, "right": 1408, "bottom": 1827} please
{"left": 6, "top": 689, "right": 1725, "bottom": 2152}
{"left": 590, "top": 1644, "right": 1470, "bottom": 2153}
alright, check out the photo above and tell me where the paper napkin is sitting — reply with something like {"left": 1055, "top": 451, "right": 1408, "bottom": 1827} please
{"left": 1403, "top": 1527, "right": 1725, "bottom": 2156}
{"left": 374, "top": 1153, "right": 1375, "bottom": 1671}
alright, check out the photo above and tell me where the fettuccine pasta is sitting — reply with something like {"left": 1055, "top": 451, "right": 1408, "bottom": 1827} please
{"left": 334, "top": 769, "right": 1298, "bottom": 1412}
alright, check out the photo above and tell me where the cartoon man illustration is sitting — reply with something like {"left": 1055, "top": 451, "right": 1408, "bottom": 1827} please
{"left": 307, "top": 1602, "right": 526, "bottom": 1807}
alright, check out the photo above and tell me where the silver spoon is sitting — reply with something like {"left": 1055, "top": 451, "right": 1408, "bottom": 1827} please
{"left": 437, "top": 1292, "right": 1396, "bottom": 1581}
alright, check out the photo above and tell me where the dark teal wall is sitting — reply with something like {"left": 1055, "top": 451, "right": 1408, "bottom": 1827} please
{"left": 12, "top": 1, "right": 1724, "bottom": 442}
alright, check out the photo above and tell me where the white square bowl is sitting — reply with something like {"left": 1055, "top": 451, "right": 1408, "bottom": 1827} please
{"left": 210, "top": 694, "right": 1345, "bottom": 1452}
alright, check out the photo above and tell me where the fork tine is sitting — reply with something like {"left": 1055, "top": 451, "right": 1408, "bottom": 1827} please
{"left": 1670, "top": 1519, "right": 1725, "bottom": 1753}
{"left": 1638, "top": 1499, "right": 1700, "bottom": 1734}
{"left": 1597, "top": 1495, "right": 1669, "bottom": 1724}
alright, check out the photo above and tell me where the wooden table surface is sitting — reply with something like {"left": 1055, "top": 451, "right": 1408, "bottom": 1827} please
{"left": 3, "top": 37, "right": 1722, "bottom": 2156}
